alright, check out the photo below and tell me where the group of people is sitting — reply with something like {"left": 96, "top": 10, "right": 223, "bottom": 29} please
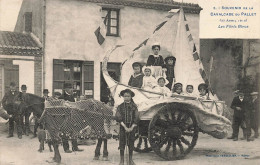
{"left": 128, "top": 43, "right": 211, "bottom": 99}
{"left": 228, "top": 90, "right": 259, "bottom": 142}
{"left": 1, "top": 82, "right": 84, "bottom": 153}
{"left": 0, "top": 81, "right": 137, "bottom": 165}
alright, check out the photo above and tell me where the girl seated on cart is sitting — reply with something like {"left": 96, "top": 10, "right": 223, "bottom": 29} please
{"left": 172, "top": 83, "right": 184, "bottom": 95}
{"left": 198, "top": 83, "right": 210, "bottom": 100}
{"left": 141, "top": 66, "right": 157, "bottom": 91}
{"left": 154, "top": 77, "right": 171, "bottom": 97}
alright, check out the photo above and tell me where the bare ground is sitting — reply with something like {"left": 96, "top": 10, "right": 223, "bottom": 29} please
{"left": 0, "top": 122, "right": 259, "bottom": 165}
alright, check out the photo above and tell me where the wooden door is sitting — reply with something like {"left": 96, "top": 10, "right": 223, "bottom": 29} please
{"left": 4, "top": 60, "right": 19, "bottom": 93}
{"left": 83, "top": 61, "right": 94, "bottom": 98}
{"left": 100, "top": 62, "right": 121, "bottom": 103}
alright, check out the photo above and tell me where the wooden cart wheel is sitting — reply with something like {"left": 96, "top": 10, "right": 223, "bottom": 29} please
{"left": 134, "top": 135, "right": 152, "bottom": 153}
{"left": 148, "top": 103, "right": 199, "bottom": 160}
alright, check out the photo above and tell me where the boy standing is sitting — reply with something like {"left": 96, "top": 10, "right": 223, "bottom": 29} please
{"left": 128, "top": 62, "right": 143, "bottom": 88}
{"left": 115, "top": 89, "right": 139, "bottom": 165}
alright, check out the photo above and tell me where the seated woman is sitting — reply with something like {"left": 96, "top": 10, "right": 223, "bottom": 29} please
{"left": 198, "top": 83, "right": 210, "bottom": 100}
{"left": 172, "top": 83, "right": 184, "bottom": 95}
{"left": 146, "top": 43, "right": 165, "bottom": 78}
{"left": 142, "top": 66, "right": 157, "bottom": 92}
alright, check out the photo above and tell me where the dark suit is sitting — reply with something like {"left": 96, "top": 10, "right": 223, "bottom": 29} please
{"left": 250, "top": 97, "right": 259, "bottom": 136}
{"left": 2, "top": 90, "right": 23, "bottom": 136}
{"left": 59, "top": 92, "right": 79, "bottom": 151}
{"left": 230, "top": 96, "right": 249, "bottom": 138}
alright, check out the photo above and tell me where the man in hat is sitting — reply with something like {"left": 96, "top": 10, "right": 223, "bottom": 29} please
{"left": 19, "top": 84, "right": 31, "bottom": 136}
{"left": 250, "top": 92, "right": 259, "bottom": 138}
{"left": 2, "top": 82, "right": 23, "bottom": 139}
{"left": 21, "top": 84, "right": 27, "bottom": 93}
{"left": 43, "top": 89, "right": 50, "bottom": 100}
{"left": 60, "top": 83, "right": 83, "bottom": 153}
{"left": 32, "top": 88, "right": 51, "bottom": 138}
{"left": 228, "top": 90, "right": 250, "bottom": 141}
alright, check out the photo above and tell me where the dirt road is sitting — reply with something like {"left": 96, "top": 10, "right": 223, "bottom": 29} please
{"left": 0, "top": 123, "right": 259, "bottom": 165}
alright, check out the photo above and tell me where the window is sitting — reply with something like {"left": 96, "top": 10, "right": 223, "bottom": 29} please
{"left": 24, "top": 12, "right": 32, "bottom": 33}
{"left": 102, "top": 8, "right": 120, "bottom": 37}
{"left": 53, "top": 60, "right": 94, "bottom": 99}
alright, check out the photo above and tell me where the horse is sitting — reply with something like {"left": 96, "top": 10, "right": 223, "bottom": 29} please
{"left": 15, "top": 93, "right": 61, "bottom": 163}
{"left": 15, "top": 93, "right": 116, "bottom": 163}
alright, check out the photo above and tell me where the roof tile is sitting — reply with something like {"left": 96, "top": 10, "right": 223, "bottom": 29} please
{"left": 0, "top": 31, "right": 42, "bottom": 56}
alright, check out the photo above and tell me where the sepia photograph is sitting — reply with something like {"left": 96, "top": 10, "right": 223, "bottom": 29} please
{"left": 0, "top": 0, "right": 259, "bottom": 164}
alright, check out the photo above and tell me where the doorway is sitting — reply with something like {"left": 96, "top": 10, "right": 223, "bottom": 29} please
{"left": 100, "top": 62, "right": 121, "bottom": 103}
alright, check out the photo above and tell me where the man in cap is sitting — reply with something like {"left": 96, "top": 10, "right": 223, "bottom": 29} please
{"left": 2, "top": 82, "right": 23, "bottom": 139}
{"left": 228, "top": 90, "right": 250, "bottom": 141}
{"left": 60, "top": 83, "right": 83, "bottom": 153}
{"left": 250, "top": 92, "right": 259, "bottom": 138}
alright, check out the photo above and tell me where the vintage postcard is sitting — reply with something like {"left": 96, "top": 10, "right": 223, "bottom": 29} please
{"left": 0, "top": 0, "right": 259, "bottom": 164}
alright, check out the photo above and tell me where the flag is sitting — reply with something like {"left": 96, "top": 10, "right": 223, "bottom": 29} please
{"left": 209, "top": 56, "right": 214, "bottom": 73}
{"left": 185, "top": 24, "right": 189, "bottom": 31}
{"left": 94, "top": 13, "right": 108, "bottom": 45}
{"left": 133, "top": 38, "right": 149, "bottom": 51}
{"left": 188, "top": 34, "right": 193, "bottom": 41}
{"left": 153, "top": 21, "right": 167, "bottom": 34}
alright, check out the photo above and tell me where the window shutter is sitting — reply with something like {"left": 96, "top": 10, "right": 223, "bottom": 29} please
{"left": 53, "top": 59, "right": 65, "bottom": 92}
{"left": 83, "top": 61, "right": 94, "bottom": 98}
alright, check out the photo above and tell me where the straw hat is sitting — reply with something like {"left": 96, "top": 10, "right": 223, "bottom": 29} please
{"left": 120, "top": 89, "right": 135, "bottom": 97}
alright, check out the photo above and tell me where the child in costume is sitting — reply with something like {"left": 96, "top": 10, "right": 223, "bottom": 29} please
{"left": 146, "top": 43, "right": 166, "bottom": 78}
{"left": 142, "top": 66, "right": 157, "bottom": 91}
{"left": 172, "top": 83, "right": 184, "bottom": 95}
{"left": 155, "top": 77, "right": 171, "bottom": 97}
{"left": 128, "top": 62, "right": 143, "bottom": 88}
{"left": 164, "top": 56, "right": 176, "bottom": 90}
{"left": 198, "top": 83, "right": 210, "bottom": 100}
{"left": 185, "top": 85, "right": 197, "bottom": 97}
{"left": 115, "top": 89, "right": 139, "bottom": 165}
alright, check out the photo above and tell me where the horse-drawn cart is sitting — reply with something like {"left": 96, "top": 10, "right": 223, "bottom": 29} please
{"left": 100, "top": 8, "right": 232, "bottom": 160}
{"left": 39, "top": 7, "right": 232, "bottom": 163}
